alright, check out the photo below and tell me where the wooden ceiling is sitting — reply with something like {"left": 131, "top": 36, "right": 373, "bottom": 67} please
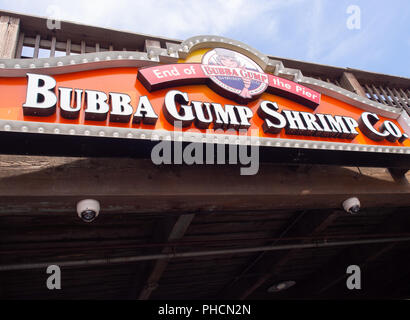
{"left": 0, "top": 155, "right": 409, "bottom": 300}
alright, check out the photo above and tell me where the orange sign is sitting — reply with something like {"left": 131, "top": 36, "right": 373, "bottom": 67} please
{"left": 0, "top": 45, "right": 409, "bottom": 169}
{"left": 0, "top": 67, "right": 408, "bottom": 147}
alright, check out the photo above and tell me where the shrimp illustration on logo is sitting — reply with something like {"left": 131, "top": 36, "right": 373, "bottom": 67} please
{"left": 201, "top": 48, "right": 269, "bottom": 102}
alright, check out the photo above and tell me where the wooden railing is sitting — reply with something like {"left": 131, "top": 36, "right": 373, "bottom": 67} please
{"left": 307, "top": 73, "right": 409, "bottom": 112}
{"left": 309, "top": 75, "right": 342, "bottom": 87}
{"left": 0, "top": 9, "right": 179, "bottom": 60}
{"left": 363, "top": 84, "right": 410, "bottom": 109}
{"left": 16, "top": 33, "right": 127, "bottom": 58}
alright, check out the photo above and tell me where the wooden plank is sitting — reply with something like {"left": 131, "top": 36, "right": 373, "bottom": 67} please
{"left": 80, "top": 40, "right": 86, "bottom": 54}
{"left": 25, "top": 38, "right": 66, "bottom": 52}
{"left": 33, "top": 34, "right": 40, "bottom": 58}
{"left": 386, "top": 86, "right": 400, "bottom": 107}
{"left": 187, "top": 219, "right": 286, "bottom": 234}
{"left": 399, "top": 88, "right": 410, "bottom": 105}
{"left": 15, "top": 32, "right": 24, "bottom": 58}
{"left": 54, "top": 41, "right": 67, "bottom": 52}
{"left": 49, "top": 36, "right": 56, "bottom": 57}
{"left": 65, "top": 39, "right": 71, "bottom": 55}
{"left": 138, "top": 214, "right": 195, "bottom": 300}
{"left": 0, "top": 16, "right": 20, "bottom": 59}
{"left": 388, "top": 168, "right": 409, "bottom": 185}
{"left": 372, "top": 84, "right": 387, "bottom": 105}
{"left": 144, "top": 39, "right": 161, "bottom": 52}
{"left": 348, "top": 68, "right": 410, "bottom": 90}
{"left": 221, "top": 210, "right": 341, "bottom": 299}
{"left": 399, "top": 89, "right": 410, "bottom": 115}
{"left": 289, "top": 206, "right": 407, "bottom": 298}
{"left": 392, "top": 88, "right": 407, "bottom": 109}
{"left": 378, "top": 86, "right": 394, "bottom": 107}
{"left": 69, "top": 43, "right": 82, "bottom": 53}
{"left": 0, "top": 16, "right": 8, "bottom": 41}
{"left": 0, "top": 156, "right": 408, "bottom": 212}
{"left": 340, "top": 72, "right": 367, "bottom": 97}
{"left": 318, "top": 243, "right": 396, "bottom": 298}
{"left": 364, "top": 84, "right": 379, "bottom": 102}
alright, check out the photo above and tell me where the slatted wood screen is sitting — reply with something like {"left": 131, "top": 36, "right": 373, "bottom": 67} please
{"left": 14, "top": 33, "right": 171, "bottom": 59}
{"left": 363, "top": 84, "right": 410, "bottom": 109}
{"left": 306, "top": 75, "right": 408, "bottom": 112}
{"left": 15, "top": 33, "right": 124, "bottom": 58}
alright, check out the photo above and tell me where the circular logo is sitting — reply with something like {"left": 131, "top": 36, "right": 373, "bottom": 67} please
{"left": 201, "top": 48, "right": 268, "bottom": 100}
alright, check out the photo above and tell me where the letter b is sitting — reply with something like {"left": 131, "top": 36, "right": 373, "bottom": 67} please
{"left": 23, "top": 73, "right": 57, "bottom": 116}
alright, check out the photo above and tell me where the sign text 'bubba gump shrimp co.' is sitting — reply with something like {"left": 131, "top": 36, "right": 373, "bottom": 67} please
{"left": 0, "top": 46, "right": 409, "bottom": 163}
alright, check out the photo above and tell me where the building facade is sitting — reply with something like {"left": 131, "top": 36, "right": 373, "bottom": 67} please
{"left": 0, "top": 10, "right": 409, "bottom": 300}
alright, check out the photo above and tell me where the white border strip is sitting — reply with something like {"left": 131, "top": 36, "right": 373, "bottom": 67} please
{"left": 0, "top": 52, "right": 160, "bottom": 77}
{"left": 301, "top": 77, "right": 401, "bottom": 119}
{"left": 1, "top": 120, "right": 409, "bottom": 155}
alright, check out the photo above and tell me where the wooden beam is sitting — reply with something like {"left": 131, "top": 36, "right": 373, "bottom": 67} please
{"left": 388, "top": 168, "right": 409, "bottom": 185}
{"left": 144, "top": 39, "right": 161, "bottom": 52}
{"left": 137, "top": 214, "right": 195, "bottom": 300}
{"left": 220, "top": 210, "right": 341, "bottom": 299}
{"left": 65, "top": 39, "right": 71, "bottom": 55}
{"left": 379, "top": 86, "right": 394, "bottom": 107}
{"left": 80, "top": 40, "right": 86, "bottom": 54}
{"left": 0, "top": 156, "right": 409, "bottom": 213}
{"left": 315, "top": 243, "right": 396, "bottom": 297}
{"left": 290, "top": 206, "right": 408, "bottom": 298}
{"left": 0, "top": 16, "right": 20, "bottom": 58}
{"left": 340, "top": 72, "right": 367, "bottom": 97}
{"left": 33, "top": 34, "right": 40, "bottom": 58}
{"left": 15, "top": 32, "right": 24, "bottom": 58}
{"left": 49, "top": 36, "right": 56, "bottom": 57}
{"left": 241, "top": 211, "right": 340, "bottom": 299}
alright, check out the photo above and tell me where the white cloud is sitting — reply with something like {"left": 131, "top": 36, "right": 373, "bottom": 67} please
{"left": 304, "top": 0, "right": 325, "bottom": 61}
{"left": 3, "top": 0, "right": 407, "bottom": 77}
{"left": 1, "top": 0, "right": 293, "bottom": 39}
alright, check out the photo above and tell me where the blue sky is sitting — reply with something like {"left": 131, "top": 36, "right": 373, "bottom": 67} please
{"left": 1, "top": 0, "right": 409, "bottom": 78}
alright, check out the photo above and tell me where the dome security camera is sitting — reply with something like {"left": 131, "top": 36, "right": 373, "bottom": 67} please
{"left": 77, "top": 199, "right": 100, "bottom": 222}
{"left": 342, "top": 197, "right": 361, "bottom": 214}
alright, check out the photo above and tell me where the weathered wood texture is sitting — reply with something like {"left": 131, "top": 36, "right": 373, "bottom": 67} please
{"left": 235, "top": 211, "right": 341, "bottom": 299}
{"left": 0, "top": 155, "right": 409, "bottom": 213}
{"left": 138, "top": 214, "right": 195, "bottom": 300}
{"left": 340, "top": 72, "right": 367, "bottom": 97}
{"left": 277, "top": 206, "right": 409, "bottom": 299}
{"left": 0, "top": 16, "right": 19, "bottom": 58}
{"left": 0, "top": 9, "right": 410, "bottom": 300}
